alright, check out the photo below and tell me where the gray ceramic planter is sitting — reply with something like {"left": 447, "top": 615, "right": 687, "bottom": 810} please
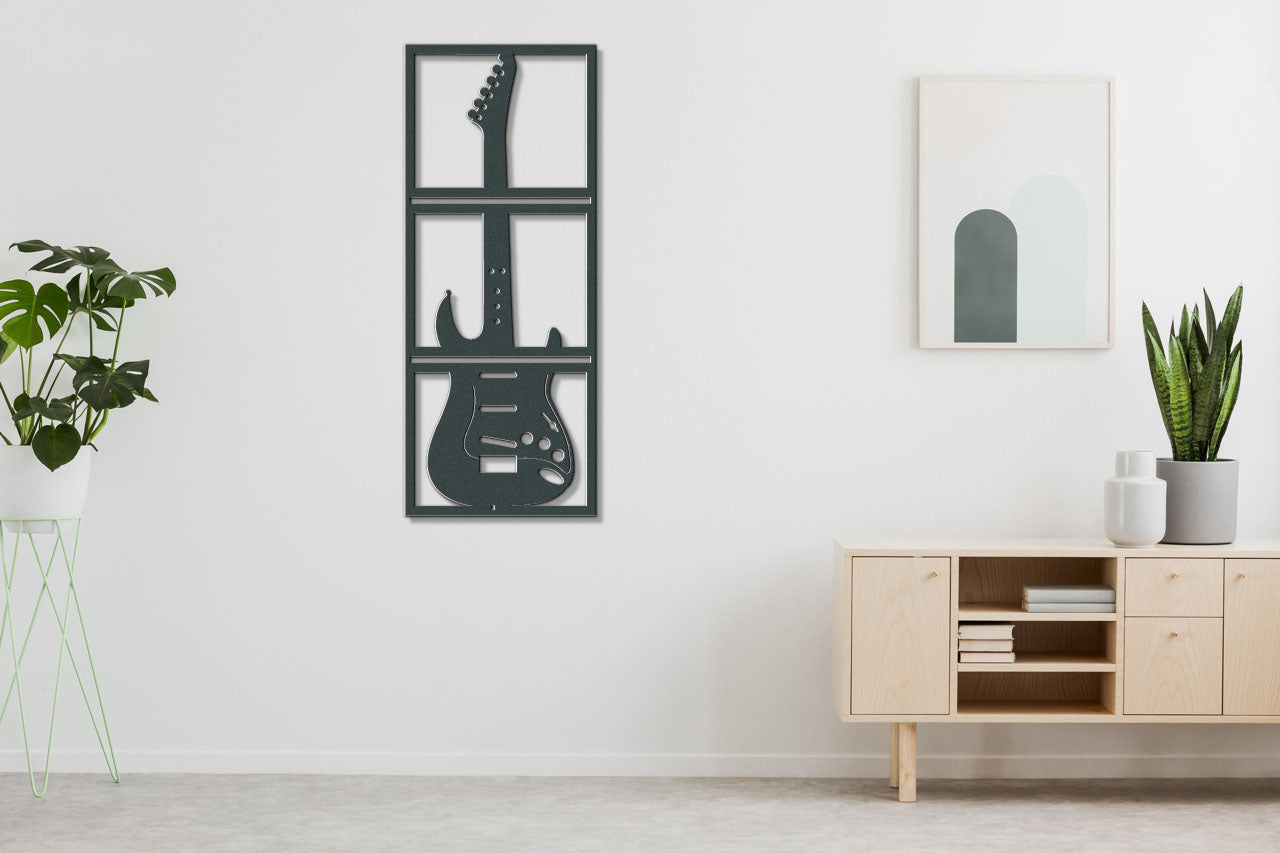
{"left": 1156, "top": 459, "right": 1239, "bottom": 544}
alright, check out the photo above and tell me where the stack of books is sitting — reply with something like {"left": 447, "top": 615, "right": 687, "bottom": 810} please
{"left": 1022, "top": 584, "right": 1116, "bottom": 613}
{"left": 958, "top": 622, "right": 1014, "bottom": 663}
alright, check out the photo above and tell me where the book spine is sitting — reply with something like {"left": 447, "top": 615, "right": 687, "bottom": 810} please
{"left": 1023, "top": 591, "right": 1116, "bottom": 603}
{"left": 1022, "top": 602, "right": 1116, "bottom": 613}
{"left": 958, "top": 640, "right": 1014, "bottom": 651}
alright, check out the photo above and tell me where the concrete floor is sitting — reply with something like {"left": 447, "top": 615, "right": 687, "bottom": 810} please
{"left": 4, "top": 775, "right": 1279, "bottom": 852}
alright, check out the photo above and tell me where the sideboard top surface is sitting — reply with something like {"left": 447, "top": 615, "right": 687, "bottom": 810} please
{"left": 834, "top": 539, "right": 1280, "bottom": 558}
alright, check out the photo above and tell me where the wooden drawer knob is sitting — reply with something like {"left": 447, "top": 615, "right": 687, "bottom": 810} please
{"left": 927, "top": 571, "right": 939, "bottom": 579}
{"left": 1170, "top": 631, "right": 1179, "bottom": 638}
{"left": 1169, "top": 572, "right": 1179, "bottom": 579}
{"left": 1237, "top": 572, "right": 1247, "bottom": 579}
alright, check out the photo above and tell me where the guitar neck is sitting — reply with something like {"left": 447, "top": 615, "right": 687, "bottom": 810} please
{"left": 482, "top": 213, "right": 514, "bottom": 347}
{"left": 482, "top": 124, "right": 509, "bottom": 190}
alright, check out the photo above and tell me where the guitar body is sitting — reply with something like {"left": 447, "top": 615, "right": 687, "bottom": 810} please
{"left": 427, "top": 366, "right": 574, "bottom": 509}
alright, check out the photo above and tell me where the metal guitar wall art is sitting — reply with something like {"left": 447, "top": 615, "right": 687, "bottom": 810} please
{"left": 405, "top": 45, "right": 598, "bottom": 517}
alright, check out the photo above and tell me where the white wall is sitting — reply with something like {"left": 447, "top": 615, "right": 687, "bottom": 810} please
{"left": 0, "top": 0, "right": 1278, "bottom": 777}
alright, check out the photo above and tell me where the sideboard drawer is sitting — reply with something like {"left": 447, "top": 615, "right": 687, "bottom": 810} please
{"left": 1126, "top": 559, "right": 1223, "bottom": 617}
{"left": 1124, "top": 617, "right": 1223, "bottom": 715}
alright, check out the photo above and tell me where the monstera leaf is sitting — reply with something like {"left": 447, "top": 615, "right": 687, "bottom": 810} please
{"left": 11, "top": 240, "right": 111, "bottom": 273}
{"left": 57, "top": 355, "right": 156, "bottom": 409}
{"left": 11, "top": 393, "right": 76, "bottom": 424}
{"left": 31, "top": 423, "right": 81, "bottom": 471}
{"left": 66, "top": 272, "right": 123, "bottom": 330}
{"left": 0, "top": 279, "right": 69, "bottom": 348}
{"left": 12, "top": 240, "right": 176, "bottom": 301}
{"left": 100, "top": 264, "right": 175, "bottom": 300}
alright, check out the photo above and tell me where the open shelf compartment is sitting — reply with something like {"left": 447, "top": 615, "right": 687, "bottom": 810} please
{"left": 957, "top": 621, "right": 1119, "bottom": 672}
{"left": 957, "top": 555, "right": 1118, "bottom": 620}
{"left": 956, "top": 671, "right": 1119, "bottom": 717}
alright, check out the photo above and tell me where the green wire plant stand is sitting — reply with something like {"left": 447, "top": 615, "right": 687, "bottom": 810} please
{"left": 0, "top": 517, "right": 118, "bottom": 797}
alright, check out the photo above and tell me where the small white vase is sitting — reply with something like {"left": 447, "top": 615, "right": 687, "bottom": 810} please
{"left": 1104, "top": 451, "right": 1166, "bottom": 547}
{"left": 0, "top": 446, "right": 91, "bottom": 534}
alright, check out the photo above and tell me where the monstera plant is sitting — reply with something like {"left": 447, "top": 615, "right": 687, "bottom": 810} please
{"left": 0, "top": 240, "right": 175, "bottom": 470}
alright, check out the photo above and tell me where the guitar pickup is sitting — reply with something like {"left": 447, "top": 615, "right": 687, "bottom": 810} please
{"left": 479, "top": 456, "right": 518, "bottom": 474}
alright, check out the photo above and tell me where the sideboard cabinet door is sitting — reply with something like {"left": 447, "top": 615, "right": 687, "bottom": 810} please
{"left": 1224, "top": 559, "right": 1280, "bottom": 715}
{"left": 850, "top": 557, "right": 950, "bottom": 714}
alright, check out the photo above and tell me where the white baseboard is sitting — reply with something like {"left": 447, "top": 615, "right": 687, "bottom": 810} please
{"left": 2, "top": 750, "right": 1279, "bottom": 777}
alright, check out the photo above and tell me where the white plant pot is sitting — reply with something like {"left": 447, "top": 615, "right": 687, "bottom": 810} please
{"left": 0, "top": 446, "right": 91, "bottom": 534}
{"left": 1157, "top": 458, "right": 1239, "bottom": 544}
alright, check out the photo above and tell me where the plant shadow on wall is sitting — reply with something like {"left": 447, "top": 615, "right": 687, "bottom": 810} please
{"left": 0, "top": 241, "right": 174, "bottom": 471}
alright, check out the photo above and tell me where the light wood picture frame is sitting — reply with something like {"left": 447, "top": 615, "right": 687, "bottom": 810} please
{"left": 918, "top": 76, "right": 1115, "bottom": 349}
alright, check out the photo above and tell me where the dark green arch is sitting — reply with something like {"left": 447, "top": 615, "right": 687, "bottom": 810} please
{"left": 954, "top": 209, "right": 1017, "bottom": 343}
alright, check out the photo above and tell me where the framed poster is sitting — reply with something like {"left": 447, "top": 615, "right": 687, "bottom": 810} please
{"left": 918, "top": 76, "right": 1115, "bottom": 348}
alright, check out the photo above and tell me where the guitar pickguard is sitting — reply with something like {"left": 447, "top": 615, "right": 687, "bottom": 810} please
{"left": 427, "top": 367, "right": 573, "bottom": 508}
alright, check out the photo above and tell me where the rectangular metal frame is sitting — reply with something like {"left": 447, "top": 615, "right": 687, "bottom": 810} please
{"left": 405, "top": 44, "right": 598, "bottom": 517}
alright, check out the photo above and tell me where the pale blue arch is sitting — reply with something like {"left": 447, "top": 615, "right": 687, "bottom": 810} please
{"left": 1010, "top": 175, "right": 1087, "bottom": 343}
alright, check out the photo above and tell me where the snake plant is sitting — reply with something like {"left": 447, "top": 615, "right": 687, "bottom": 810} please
{"left": 1142, "top": 286, "right": 1243, "bottom": 462}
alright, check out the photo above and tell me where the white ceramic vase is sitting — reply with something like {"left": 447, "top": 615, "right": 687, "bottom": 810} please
{"left": 0, "top": 446, "right": 91, "bottom": 534}
{"left": 1104, "top": 451, "right": 1166, "bottom": 547}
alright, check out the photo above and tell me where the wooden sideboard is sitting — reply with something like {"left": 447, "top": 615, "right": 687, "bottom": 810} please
{"left": 832, "top": 540, "right": 1280, "bottom": 801}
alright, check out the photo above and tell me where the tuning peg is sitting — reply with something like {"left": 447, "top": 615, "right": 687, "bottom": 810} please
{"left": 493, "top": 64, "right": 504, "bottom": 75}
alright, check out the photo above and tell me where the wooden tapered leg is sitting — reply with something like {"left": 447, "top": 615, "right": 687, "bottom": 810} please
{"left": 889, "top": 723, "right": 899, "bottom": 788}
{"left": 897, "top": 723, "right": 917, "bottom": 802}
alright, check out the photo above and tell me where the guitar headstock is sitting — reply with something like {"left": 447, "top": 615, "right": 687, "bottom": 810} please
{"left": 467, "top": 52, "right": 516, "bottom": 130}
